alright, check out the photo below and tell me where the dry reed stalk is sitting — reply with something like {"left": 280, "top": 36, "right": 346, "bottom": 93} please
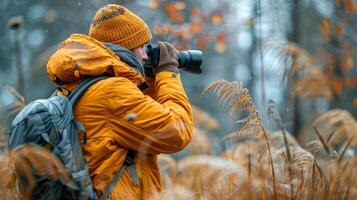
{"left": 308, "top": 160, "right": 317, "bottom": 199}
{"left": 269, "top": 131, "right": 300, "bottom": 150}
{"left": 293, "top": 170, "right": 304, "bottom": 199}
{"left": 306, "top": 140, "right": 324, "bottom": 156}
{"left": 248, "top": 150, "right": 252, "bottom": 179}
{"left": 202, "top": 80, "right": 278, "bottom": 200}
{"left": 223, "top": 139, "right": 268, "bottom": 179}
{"left": 156, "top": 109, "right": 357, "bottom": 200}
{"left": 338, "top": 137, "right": 353, "bottom": 162}
{"left": 282, "top": 129, "right": 292, "bottom": 164}
{"left": 264, "top": 42, "right": 333, "bottom": 99}
{"left": 313, "top": 109, "right": 357, "bottom": 147}
{"left": 267, "top": 100, "right": 293, "bottom": 160}
{"left": 267, "top": 100, "right": 296, "bottom": 199}
{"left": 2, "top": 86, "right": 25, "bottom": 120}
{"left": 326, "top": 130, "right": 336, "bottom": 143}
{"left": 202, "top": 80, "right": 265, "bottom": 140}
{"left": 0, "top": 128, "right": 6, "bottom": 152}
{"left": 262, "top": 128, "right": 278, "bottom": 200}
{"left": 313, "top": 127, "right": 331, "bottom": 153}
{"left": 341, "top": 157, "right": 352, "bottom": 174}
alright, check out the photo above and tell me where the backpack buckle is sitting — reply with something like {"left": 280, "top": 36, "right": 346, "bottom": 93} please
{"left": 124, "top": 155, "right": 135, "bottom": 165}
{"left": 124, "top": 150, "right": 136, "bottom": 166}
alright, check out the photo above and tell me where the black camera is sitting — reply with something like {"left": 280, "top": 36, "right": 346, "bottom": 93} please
{"left": 144, "top": 43, "right": 203, "bottom": 74}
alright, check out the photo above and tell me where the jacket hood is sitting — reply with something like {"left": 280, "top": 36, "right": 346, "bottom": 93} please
{"left": 46, "top": 33, "right": 146, "bottom": 87}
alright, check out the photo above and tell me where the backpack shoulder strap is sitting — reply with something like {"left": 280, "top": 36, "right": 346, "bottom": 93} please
{"left": 100, "top": 150, "right": 138, "bottom": 200}
{"left": 67, "top": 76, "right": 140, "bottom": 199}
{"left": 69, "top": 76, "right": 108, "bottom": 106}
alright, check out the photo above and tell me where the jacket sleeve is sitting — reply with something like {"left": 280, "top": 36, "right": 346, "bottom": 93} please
{"left": 142, "top": 76, "right": 156, "bottom": 99}
{"left": 106, "top": 72, "right": 193, "bottom": 154}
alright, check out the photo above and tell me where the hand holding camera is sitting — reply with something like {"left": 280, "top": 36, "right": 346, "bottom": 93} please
{"left": 156, "top": 41, "right": 179, "bottom": 74}
{"left": 144, "top": 41, "right": 203, "bottom": 77}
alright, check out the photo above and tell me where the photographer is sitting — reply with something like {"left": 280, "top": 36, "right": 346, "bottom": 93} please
{"left": 46, "top": 4, "right": 193, "bottom": 200}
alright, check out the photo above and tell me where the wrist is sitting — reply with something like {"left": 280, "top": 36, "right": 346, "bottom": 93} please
{"left": 155, "top": 66, "right": 179, "bottom": 74}
{"left": 155, "top": 71, "right": 180, "bottom": 82}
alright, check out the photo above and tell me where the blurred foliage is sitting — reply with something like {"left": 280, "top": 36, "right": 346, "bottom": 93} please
{"left": 0, "top": 0, "right": 355, "bottom": 147}
{"left": 0, "top": 0, "right": 357, "bottom": 199}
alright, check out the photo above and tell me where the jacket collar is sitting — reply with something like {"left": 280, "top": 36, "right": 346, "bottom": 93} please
{"left": 103, "top": 43, "right": 145, "bottom": 77}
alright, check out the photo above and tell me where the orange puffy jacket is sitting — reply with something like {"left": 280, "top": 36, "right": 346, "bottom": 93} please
{"left": 46, "top": 34, "right": 193, "bottom": 199}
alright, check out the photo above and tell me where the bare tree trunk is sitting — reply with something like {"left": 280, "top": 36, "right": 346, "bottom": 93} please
{"left": 289, "top": 0, "right": 301, "bottom": 137}
{"left": 247, "top": 2, "right": 258, "bottom": 91}
{"left": 14, "top": 29, "right": 25, "bottom": 96}
{"left": 257, "top": 0, "right": 266, "bottom": 113}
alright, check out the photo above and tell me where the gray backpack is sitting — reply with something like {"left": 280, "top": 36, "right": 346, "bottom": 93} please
{"left": 8, "top": 76, "right": 138, "bottom": 200}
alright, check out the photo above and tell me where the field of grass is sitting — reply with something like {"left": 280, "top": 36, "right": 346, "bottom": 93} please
{"left": 0, "top": 79, "right": 356, "bottom": 200}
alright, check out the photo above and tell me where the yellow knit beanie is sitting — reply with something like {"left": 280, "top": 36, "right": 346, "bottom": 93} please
{"left": 89, "top": 4, "right": 152, "bottom": 50}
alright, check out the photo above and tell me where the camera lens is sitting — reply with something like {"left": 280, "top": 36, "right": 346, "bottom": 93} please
{"left": 145, "top": 42, "right": 203, "bottom": 74}
{"left": 178, "top": 50, "right": 202, "bottom": 74}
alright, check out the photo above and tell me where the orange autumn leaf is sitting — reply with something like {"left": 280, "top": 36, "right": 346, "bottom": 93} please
{"left": 174, "top": 43, "right": 189, "bottom": 51}
{"left": 344, "top": 76, "right": 357, "bottom": 87}
{"left": 245, "top": 17, "right": 254, "bottom": 28}
{"left": 164, "top": 3, "right": 185, "bottom": 23}
{"left": 341, "top": 55, "right": 354, "bottom": 74}
{"left": 330, "top": 79, "right": 344, "bottom": 95}
{"left": 215, "top": 33, "right": 226, "bottom": 54}
{"left": 196, "top": 37, "right": 209, "bottom": 49}
{"left": 164, "top": 3, "right": 176, "bottom": 16}
{"left": 216, "top": 32, "right": 226, "bottom": 43}
{"left": 153, "top": 24, "right": 173, "bottom": 36}
{"left": 181, "top": 30, "right": 192, "bottom": 40}
{"left": 172, "top": 28, "right": 192, "bottom": 40}
{"left": 174, "top": 2, "right": 186, "bottom": 10}
{"left": 345, "top": 0, "right": 356, "bottom": 13}
{"left": 153, "top": 25, "right": 167, "bottom": 36}
{"left": 320, "top": 18, "right": 331, "bottom": 39}
{"left": 321, "top": 18, "right": 330, "bottom": 29}
{"left": 215, "top": 43, "right": 226, "bottom": 54}
{"left": 153, "top": 26, "right": 163, "bottom": 35}
{"left": 190, "top": 18, "right": 204, "bottom": 34}
{"left": 211, "top": 12, "right": 224, "bottom": 25}
{"left": 191, "top": 7, "right": 201, "bottom": 16}
{"left": 149, "top": 0, "right": 159, "bottom": 9}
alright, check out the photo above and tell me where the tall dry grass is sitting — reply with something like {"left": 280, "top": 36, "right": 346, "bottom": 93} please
{"left": 153, "top": 80, "right": 357, "bottom": 200}
{"left": 0, "top": 81, "right": 356, "bottom": 200}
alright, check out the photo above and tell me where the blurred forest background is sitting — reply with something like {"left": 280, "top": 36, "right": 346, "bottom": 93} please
{"left": 1, "top": 1, "right": 357, "bottom": 199}
{"left": 0, "top": 0, "right": 356, "bottom": 153}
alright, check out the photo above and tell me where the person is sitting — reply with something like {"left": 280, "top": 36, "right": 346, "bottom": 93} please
{"left": 46, "top": 4, "right": 193, "bottom": 200}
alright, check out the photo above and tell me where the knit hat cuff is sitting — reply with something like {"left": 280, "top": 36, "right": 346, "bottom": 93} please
{"left": 113, "top": 25, "right": 152, "bottom": 50}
